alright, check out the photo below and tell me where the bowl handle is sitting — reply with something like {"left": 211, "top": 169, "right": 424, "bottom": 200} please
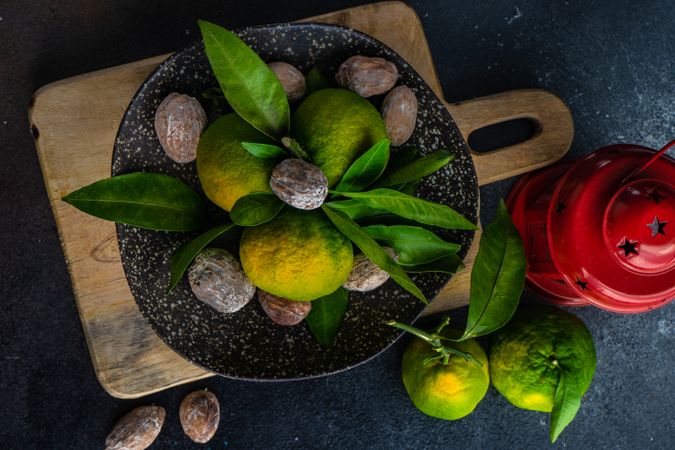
{"left": 445, "top": 89, "right": 574, "bottom": 186}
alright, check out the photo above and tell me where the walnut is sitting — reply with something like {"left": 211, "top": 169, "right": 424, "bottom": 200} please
{"left": 269, "top": 158, "right": 328, "bottom": 210}
{"left": 179, "top": 390, "right": 220, "bottom": 444}
{"left": 258, "top": 290, "right": 312, "bottom": 326}
{"left": 343, "top": 247, "right": 399, "bottom": 292}
{"left": 188, "top": 248, "right": 256, "bottom": 313}
{"left": 154, "top": 92, "right": 207, "bottom": 163}
{"left": 104, "top": 406, "right": 165, "bottom": 450}
{"left": 336, "top": 55, "right": 399, "bottom": 97}
{"left": 381, "top": 85, "right": 418, "bottom": 146}
{"left": 268, "top": 62, "right": 306, "bottom": 102}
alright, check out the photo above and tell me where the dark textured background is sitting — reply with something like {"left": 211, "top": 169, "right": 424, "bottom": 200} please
{"left": 1, "top": 1, "right": 673, "bottom": 448}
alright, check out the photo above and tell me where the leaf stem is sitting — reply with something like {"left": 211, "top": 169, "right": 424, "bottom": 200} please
{"left": 386, "top": 319, "right": 483, "bottom": 367}
{"left": 281, "top": 137, "right": 310, "bottom": 161}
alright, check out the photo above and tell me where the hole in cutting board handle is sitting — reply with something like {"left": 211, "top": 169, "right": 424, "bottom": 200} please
{"left": 467, "top": 118, "right": 539, "bottom": 153}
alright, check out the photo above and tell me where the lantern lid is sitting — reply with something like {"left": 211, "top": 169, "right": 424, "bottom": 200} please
{"left": 547, "top": 143, "right": 675, "bottom": 313}
{"left": 603, "top": 179, "right": 674, "bottom": 273}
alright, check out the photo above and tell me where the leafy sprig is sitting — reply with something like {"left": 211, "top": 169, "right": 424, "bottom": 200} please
{"left": 198, "top": 20, "right": 290, "bottom": 140}
{"left": 230, "top": 193, "right": 284, "bottom": 226}
{"left": 322, "top": 205, "right": 428, "bottom": 304}
{"left": 461, "top": 199, "right": 526, "bottom": 340}
{"left": 387, "top": 200, "right": 526, "bottom": 344}
{"left": 387, "top": 316, "right": 482, "bottom": 367}
{"left": 240, "top": 142, "right": 287, "bottom": 160}
{"left": 305, "top": 287, "right": 349, "bottom": 346}
{"left": 333, "top": 139, "right": 390, "bottom": 193}
{"left": 330, "top": 189, "right": 477, "bottom": 231}
{"left": 362, "top": 225, "right": 460, "bottom": 266}
{"left": 62, "top": 173, "right": 208, "bottom": 231}
{"left": 550, "top": 370, "right": 582, "bottom": 442}
{"left": 373, "top": 149, "right": 453, "bottom": 188}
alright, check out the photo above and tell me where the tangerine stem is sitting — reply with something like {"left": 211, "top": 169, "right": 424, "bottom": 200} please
{"left": 434, "top": 316, "right": 452, "bottom": 335}
{"left": 386, "top": 320, "right": 437, "bottom": 345}
{"left": 281, "top": 136, "right": 310, "bottom": 161}
{"left": 386, "top": 320, "right": 483, "bottom": 367}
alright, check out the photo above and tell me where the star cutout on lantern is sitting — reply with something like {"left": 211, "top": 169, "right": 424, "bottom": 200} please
{"left": 645, "top": 187, "right": 665, "bottom": 204}
{"left": 556, "top": 200, "right": 567, "bottom": 214}
{"left": 646, "top": 216, "right": 667, "bottom": 237}
{"left": 575, "top": 278, "right": 588, "bottom": 290}
{"left": 617, "top": 238, "right": 639, "bottom": 256}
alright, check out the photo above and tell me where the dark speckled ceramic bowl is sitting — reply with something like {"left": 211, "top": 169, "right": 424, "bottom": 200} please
{"left": 112, "top": 23, "right": 478, "bottom": 380}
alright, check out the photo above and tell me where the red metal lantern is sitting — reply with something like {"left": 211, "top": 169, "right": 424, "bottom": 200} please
{"left": 506, "top": 140, "right": 675, "bottom": 313}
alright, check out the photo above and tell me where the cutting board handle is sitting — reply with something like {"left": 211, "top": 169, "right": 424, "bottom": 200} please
{"left": 445, "top": 89, "right": 574, "bottom": 186}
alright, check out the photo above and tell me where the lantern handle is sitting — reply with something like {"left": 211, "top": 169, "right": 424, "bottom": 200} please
{"left": 622, "top": 140, "right": 675, "bottom": 184}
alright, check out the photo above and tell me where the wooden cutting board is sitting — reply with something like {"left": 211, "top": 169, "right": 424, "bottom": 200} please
{"left": 28, "top": 1, "right": 573, "bottom": 399}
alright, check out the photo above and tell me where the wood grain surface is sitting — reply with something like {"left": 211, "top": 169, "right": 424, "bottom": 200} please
{"left": 28, "top": 1, "right": 573, "bottom": 398}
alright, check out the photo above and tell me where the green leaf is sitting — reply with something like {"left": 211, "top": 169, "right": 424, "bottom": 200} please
{"left": 362, "top": 225, "right": 460, "bottom": 266}
{"left": 230, "top": 193, "right": 284, "bottom": 226}
{"left": 385, "top": 147, "right": 419, "bottom": 174}
{"left": 334, "top": 189, "right": 477, "bottom": 231}
{"left": 324, "top": 199, "right": 389, "bottom": 221}
{"left": 305, "top": 67, "right": 334, "bottom": 95}
{"left": 550, "top": 370, "right": 582, "bottom": 443}
{"left": 241, "top": 142, "right": 287, "bottom": 159}
{"left": 321, "top": 205, "right": 427, "bottom": 304}
{"left": 334, "top": 139, "right": 391, "bottom": 193}
{"left": 397, "top": 179, "right": 421, "bottom": 196}
{"left": 383, "top": 149, "right": 421, "bottom": 194}
{"left": 62, "top": 173, "right": 208, "bottom": 231}
{"left": 374, "top": 149, "right": 454, "bottom": 188}
{"left": 403, "top": 254, "right": 464, "bottom": 274}
{"left": 306, "top": 287, "right": 349, "bottom": 346}
{"left": 167, "top": 222, "right": 237, "bottom": 293}
{"left": 198, "top": 20, "right": 290, "bottom": 139}
{"left": 461, "top": 199, "right": 526, "bottom": 339}
{"left": 355, "top": 214, "right": 424, "bottom": 228}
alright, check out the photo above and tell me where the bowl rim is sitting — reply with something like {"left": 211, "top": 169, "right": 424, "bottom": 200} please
{"left": 112, "top": 21, "right": 479, "bottom": 381}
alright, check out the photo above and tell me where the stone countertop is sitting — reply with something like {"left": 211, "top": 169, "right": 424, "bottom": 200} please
{"left": 1, "top": 0, "right": 673, "bottom": 448}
